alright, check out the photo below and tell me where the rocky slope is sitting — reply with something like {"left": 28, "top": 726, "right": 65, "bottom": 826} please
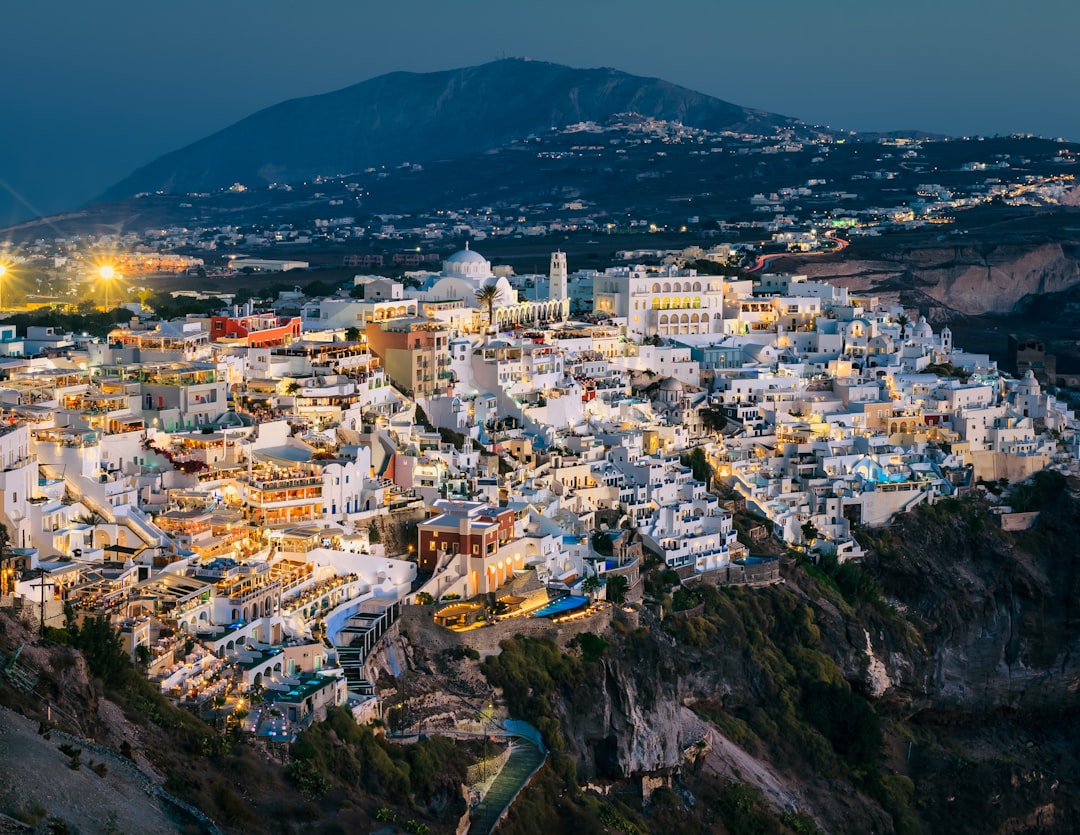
{"left": 790, "top": 242, "right": 1080, "bottom": 317}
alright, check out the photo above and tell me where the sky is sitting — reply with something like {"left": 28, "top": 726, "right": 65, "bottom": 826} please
{"left": 1, "top": 0, "right": 1077, "bottom": 225}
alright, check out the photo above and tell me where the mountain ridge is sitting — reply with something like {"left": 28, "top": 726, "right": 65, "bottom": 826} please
{"left": 98, "top": 58, "right": 813, "bottom": 202}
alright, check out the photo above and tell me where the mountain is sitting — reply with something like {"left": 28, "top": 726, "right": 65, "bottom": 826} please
{"left": 98, "top": 59, "right": 811, "bottom": 201}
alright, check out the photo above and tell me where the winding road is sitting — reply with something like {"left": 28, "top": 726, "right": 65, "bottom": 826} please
{"left": 747, "top": 231, "right": 849, "bottom": 273}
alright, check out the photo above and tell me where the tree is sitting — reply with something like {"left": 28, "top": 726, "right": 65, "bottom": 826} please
{"left": 606, "top": 574, "right": 630, "bottom": 605}
{"left": 591, "top": 530, "right": 614, "bottom": 557}
{"left": 801, "top": 520, "right": 819, "bottom": 546}
{"left": 700, "top": 407, "right": 728, "bottom": 434}
{"left": 474, "top": 283, "right": 503, "bottom": 328}
{"left": 896, "top": 314, "right": 910, "bottom": 341}
{"left": 344, "top": 326, "right": 361, "bottom": 342}
{"left": 682, "top": 447, "right": 714, "bottom": 486}
{"left": 75, "top": 512, "right": 107, "bottom": 551}
{"left": 581, "top": 574, "right": 601, "bottom": 601}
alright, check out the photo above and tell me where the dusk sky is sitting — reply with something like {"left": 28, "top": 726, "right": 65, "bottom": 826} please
{"left": 2, "top": 0, "right": 1077, "bottom": 225}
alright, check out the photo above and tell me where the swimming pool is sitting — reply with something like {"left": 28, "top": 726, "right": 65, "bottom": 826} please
{"left": 531, "top": 595, "right": 589, "bottom": 618}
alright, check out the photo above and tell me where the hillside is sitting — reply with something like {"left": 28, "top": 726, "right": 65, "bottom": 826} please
{"left": 98, "top": 59, "right": 811, "bottom": 201}
{"left": 2, "top": 479, "right": 1078, "bottom": 834}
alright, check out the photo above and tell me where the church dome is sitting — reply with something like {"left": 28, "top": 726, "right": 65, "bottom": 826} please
{"left": 445, "top": 247, "right": 488, "bottom": 266}
{"left": 442, "top": 242, "right": 492, "bottom": 280}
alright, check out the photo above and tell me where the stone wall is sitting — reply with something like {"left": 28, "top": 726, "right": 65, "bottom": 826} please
{"left": 997, "top": 511, "right": 1040, "bottom": 531}
{"left": 682, "top": 560, "right": 781, "bottom": 589}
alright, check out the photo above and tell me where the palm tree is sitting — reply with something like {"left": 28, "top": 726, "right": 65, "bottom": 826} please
{"left": 75, "top": 511, "right": 107, "bottom": 551}
{"left": 581, "top": 574, "right": 601, "bottom": 601}
{"left": 605, "top": 574, "right": 630, "bottom": 605}
{"left": 897, "top": 314, "right": 910, "bottom": 341}
{"left": 474, "top": 283, "right": 503, "bottom": 329}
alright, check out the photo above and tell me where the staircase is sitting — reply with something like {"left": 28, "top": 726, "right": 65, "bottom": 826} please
{"left": 332, "top": 607, "right": 398, "bottom": 698}
{"left": 467, "top": 732, "right": 547, "bottom": 835}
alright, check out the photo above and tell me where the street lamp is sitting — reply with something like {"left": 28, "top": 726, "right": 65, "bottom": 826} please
{"left": 99, "top": 265, "right": 115, "bottom": 314}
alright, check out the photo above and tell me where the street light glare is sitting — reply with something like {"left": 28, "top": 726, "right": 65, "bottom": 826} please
{"left": 98, "top": 265, "right": 115, "bottom": 280}
{"left": 0, "top": 265, "right": 7, "bottom": 278}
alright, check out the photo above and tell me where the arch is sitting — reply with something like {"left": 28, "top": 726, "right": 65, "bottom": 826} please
{"left": 673, "top": 281, "right": 683, "bottom": 292}
{"left": 682, "top": 296, "right": 692, "bottom": 309}
{"left": 662, "top": 282, "right": 671, "bottom": 293}
{"left": 680, "top": 313, "right": 690, "bottom": 323}
{"left": 651, "top": 298, "right": 660, "bottom": 309}
{"left": 253, "top": 672, "right": 263, "bottom": 687}
{"left": 651, "top": 282, "right": 660, "bottom": 293}
{"left": 659, "top": 313, "right": 669, "bottom": 325}
{"left": 692, "top": 281, "right": 701, "bottom": 292}
{"left": 232, "top": 608, "right": 239, "bottom": 621}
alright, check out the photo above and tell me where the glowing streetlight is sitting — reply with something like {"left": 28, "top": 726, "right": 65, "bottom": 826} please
{"left": 99, "top": 265, "right": 115, "bottom": 314}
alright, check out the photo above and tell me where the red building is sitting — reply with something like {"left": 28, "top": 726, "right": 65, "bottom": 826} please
{"left": 416, "top": 500, "right": 515, "bottom": 574}
{"left": 210, "top": 312, "right": 301, "bottom": 347}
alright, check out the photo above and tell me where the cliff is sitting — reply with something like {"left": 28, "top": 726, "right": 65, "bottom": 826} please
{"left": 497, "top": 482, "right": 1080, "bottom": 833}
{"left": 790, "top": 241, "right": 1080, "bottom": 317}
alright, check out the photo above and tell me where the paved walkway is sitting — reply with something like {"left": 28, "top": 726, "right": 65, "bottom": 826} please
{"left": 467, "top": 734, "right": 546, "bottom": 835}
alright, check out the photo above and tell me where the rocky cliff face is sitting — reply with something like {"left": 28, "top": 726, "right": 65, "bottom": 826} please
{"left": 795, "top": 242, "right": 1080, "bottom": 317}
{"left": 543, "top": 487, "right": 1080, "bottom": 832}
{"left": 856, "top": 491, "right": 1080, "bottom": 717}
{"left": 554, "top": 626, "right": 685, "bottom": 780}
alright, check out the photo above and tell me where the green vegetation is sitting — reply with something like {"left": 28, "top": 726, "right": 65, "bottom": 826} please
{"left": 288, "top": 706, "right": 474, "bottom": 820}
{"left": 661, "top": 583, "right": 916, "bottom": 833}
{"left": 481, "top": 636, "right": 582, "bottom": 752}
{"left": 605, "top": 573, "right": 630, "bottom": 605}
{"left": 1007, "top": 469, "right": 1066, "bottom": 512}
{"left": 570, "top": 632, "right": 609, "bottom": 664}
{"left": 591, "top": 530, "right": 614, "bottom": 556}
{"left": 681, "top": 447, "right": 714, "bottom": 485}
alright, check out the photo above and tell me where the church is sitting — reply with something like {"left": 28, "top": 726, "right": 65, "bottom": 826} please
{"left": 409, "top": 244, "right": 569, "bottom": 332}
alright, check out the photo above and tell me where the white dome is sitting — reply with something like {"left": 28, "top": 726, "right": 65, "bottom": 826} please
{"left": 442, "top": 242, "right": 493, "bottom": 281}
{"left": 445, "top": 248, "right": 488, "bottom": 266}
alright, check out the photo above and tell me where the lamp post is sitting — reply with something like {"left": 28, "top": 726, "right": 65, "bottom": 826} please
{"left": 99, "top": 265, "right": 115, "bottom": 315}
